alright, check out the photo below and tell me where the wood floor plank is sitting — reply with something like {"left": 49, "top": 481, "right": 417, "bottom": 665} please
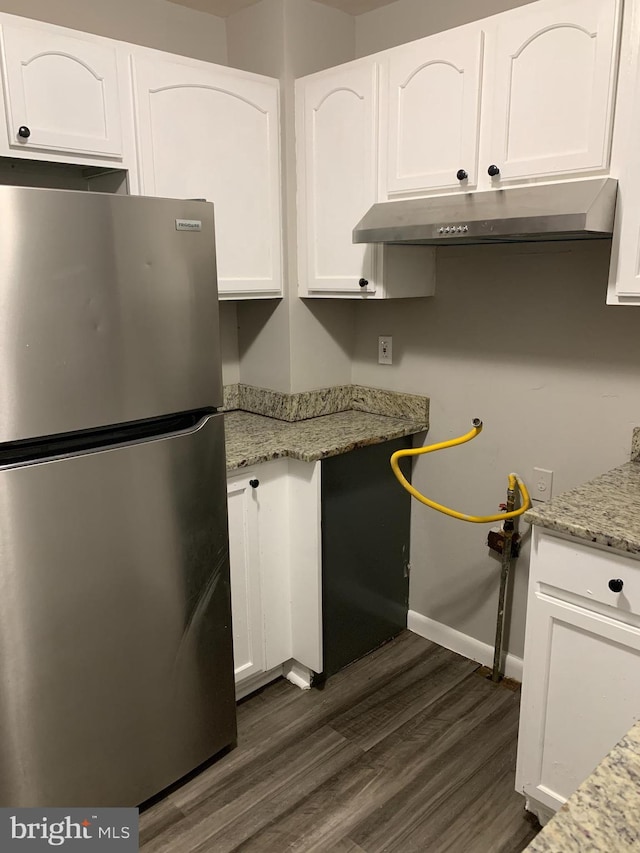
{"left": 237, "top": 675, "right": 517, "bottom": 852}
{"left": 349, "top": 690, "right": 533, "bottom": 852}
{"left": 141, "top": 726, "right": 362, "bottom": 853}
{"left": 324, "top": 840, "right": 367, "bottom": 853}
{"left": 235, "top": 631, "right": 441, "bottom": 749}
{"left": 329, "top": 643, "right": 476, "bottom": 750}
{"left": 141, "top": 632, "right": 540, "bottom": 853}
{"left": 138, "top": 801, "right": 185, "bottom": 848}
{"left": 163, "top": 632, "right": 441, "bottom": 815}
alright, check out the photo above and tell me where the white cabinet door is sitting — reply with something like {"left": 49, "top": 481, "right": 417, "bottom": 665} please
{"left": 487, "top": 0, "right": 620, "bottom": 183}
{"left": 384, "top": 26, "right": 484, "bottom": 196}
{"left": 607, "top": 5, "right": 640, "bottom": 304}
{"left": 227, "top": 474, "right": 265, "bottom": 685}
{"left": 516, "top": 530, "right": 640, "bottom": 819}
{"left": 0, "top": 21, "right": 123, "bottom": 159}
{"left": 133, "top": 54, "right": 282, "bottom": 299}
{"left": 297, "top": 60, "right": 378, "bottom": 296}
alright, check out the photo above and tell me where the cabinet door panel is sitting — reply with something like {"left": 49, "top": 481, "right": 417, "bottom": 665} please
{"left": 1, "top": 23, "right": 122, "bottom": 158}
{"left": 520, "top": 591, "right": 640, "bottom": 809}
{"left": 517, "top": 530, "right": 640, "bottom": 818}
{"left": 227, "top": 476, "right": 265, "bottom": 684}
{"left": 133, "top": 56, "right": 282, "bottom": 298}
{"left": 608, "top": 19, "right": 640, "bottom": 302}
{"left": 489, "top": 0, "right": 620, "bottom": 181}
{"left": 385, "top": 28, "right": 483, "bottom": 195}
{"left": 298, "top": 62, "right": 377, "bottom": 294}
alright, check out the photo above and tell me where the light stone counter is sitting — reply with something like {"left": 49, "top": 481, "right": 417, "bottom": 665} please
{"left": 224, "top": 409, "right": 428, "bottom": 471}
{"left": 523, "top": 461, "right": 640, "bottom": 556}
{"left": 222, "top": 384, "right": 429, "bottom": 472}
{"left": 525, "top": 722, "right": 640, "bottom": 852}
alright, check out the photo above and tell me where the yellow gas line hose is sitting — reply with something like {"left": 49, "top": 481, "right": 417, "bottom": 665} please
{"left": 390, "top": 418, "right": 531, "bottom": 523}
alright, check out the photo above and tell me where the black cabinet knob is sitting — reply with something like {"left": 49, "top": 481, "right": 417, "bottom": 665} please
{"left": 17, "top": 126, "right": 31, "bottom": 139}
{"left": 456, "top": 169, "right": 468, "bottom": 181}
{"left": 488, "top": 164, "right": 500, "bottom": 177}
{"left": 249, "top": 479, "right": 259, "bottom": 489}
{"left": 608, "top": 578, "right": 624, "bottom": 593}
{"left": 359, "top": 278, "right": 368, "bottom": 288}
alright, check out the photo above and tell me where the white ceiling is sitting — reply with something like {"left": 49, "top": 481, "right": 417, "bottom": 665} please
{"left": 167, "top": 0, "right": 399, "bottom": 18}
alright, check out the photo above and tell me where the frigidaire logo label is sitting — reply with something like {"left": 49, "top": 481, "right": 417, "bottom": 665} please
{"left": 175, "top": 219, "right": 202, "bottom": 232}
{"left": 0, "top": 808, "right": 138, "bottom": 850}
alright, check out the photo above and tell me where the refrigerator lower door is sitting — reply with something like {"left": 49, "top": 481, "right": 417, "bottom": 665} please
{"left": 0, "top": 413, "right": 235, "bottom": 807}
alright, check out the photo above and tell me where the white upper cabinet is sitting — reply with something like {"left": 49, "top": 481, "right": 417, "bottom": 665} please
{"left": 384, "top": 26, "right": 484, "bottom": 196}
{"left": 297, "top": 60, "right": 378, "bottom": 296}
{"left": 607, "top": 0, "right": 640, "bottom": 304}
{"left": 0, "top": 20, "right": 124, "bottom": 161}
{"left": 485, "top": 0, "right": 621, "bottom": 184}
{"left": 296, "top": 59, "right": 436, "bottom": 299}
{"left": 133, "top": 52, "right": 282, "bottom": 299}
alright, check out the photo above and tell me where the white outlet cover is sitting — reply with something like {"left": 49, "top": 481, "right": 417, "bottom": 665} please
{"left": 532, "top": 467, "right": 553, "bottom": 502}
{"left": 378, "top": 335, "right": 393, "bottom": 365}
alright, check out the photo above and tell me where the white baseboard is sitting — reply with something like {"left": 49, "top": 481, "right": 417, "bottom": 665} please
{"left": 408, "top": 610, "right": 524, "bottom": 682}
{"left": 235, "top": 665, "right": 283, "bottom": 701}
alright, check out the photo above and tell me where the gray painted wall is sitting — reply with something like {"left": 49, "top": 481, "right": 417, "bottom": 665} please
{"left": 0, "top": 0, "right": 228, "bottom": 63}
{"left": 229, "top": 0, "right": 356, "bottom": 392}
{"left": 351, "top": 241, "right": 640, "bottom": 657}
{"left": 355, "top": 0, "right": 537, "bottom": 56}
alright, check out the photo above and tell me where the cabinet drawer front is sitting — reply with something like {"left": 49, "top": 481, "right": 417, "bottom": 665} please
{"left": 536, "top": 532, "right": 640, "bottom": 618}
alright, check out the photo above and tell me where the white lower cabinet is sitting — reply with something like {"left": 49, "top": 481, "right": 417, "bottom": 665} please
{"left": 226, "top": 458, "right": 322, "bottom": 699}
{"left": 227, "top": 472, "right": 265, "bottom": 685}
{"left": 516, "top": 528, "right": 640, "bottom": 824}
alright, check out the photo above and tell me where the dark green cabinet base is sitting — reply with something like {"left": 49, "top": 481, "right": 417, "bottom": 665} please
{"left": 320, "top": 437, "right": 412, "bottom": 679}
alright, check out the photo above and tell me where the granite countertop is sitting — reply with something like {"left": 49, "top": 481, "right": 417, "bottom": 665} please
{"left": 224, "top": 409, "right": 427, "bottom": 471}
{"left": 525, "top": 721, "right": 640, "bottom": 852}
{"left": 523, "top": 461, "right": 640, "bottom": 556}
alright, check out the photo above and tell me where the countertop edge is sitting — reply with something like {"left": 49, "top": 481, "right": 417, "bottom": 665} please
{"left": 224, "top": 410, "right": 428, "bottom": 473}
{"left": 524, "top": 721, "right": 640, "bottom": 852}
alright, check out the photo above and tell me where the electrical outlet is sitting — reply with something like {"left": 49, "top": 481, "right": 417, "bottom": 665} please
{"left": 532, "top": 467, "right": 553, "bottom": 502}
{"left": 378, "top": 336, "right": 393, "bottom": 365}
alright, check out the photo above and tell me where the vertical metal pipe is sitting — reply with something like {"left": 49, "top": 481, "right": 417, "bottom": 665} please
{"left": 491, "top": 486, "right": 517, "bottom": 683}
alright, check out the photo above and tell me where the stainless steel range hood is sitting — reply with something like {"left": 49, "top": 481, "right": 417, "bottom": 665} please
{"left": 353, "top": 178, "right": 617, "bottom": 246}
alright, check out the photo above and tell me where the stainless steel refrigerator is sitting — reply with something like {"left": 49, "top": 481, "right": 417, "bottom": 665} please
{"left": 0, "top": 187, "right": 236, "bottom": 808}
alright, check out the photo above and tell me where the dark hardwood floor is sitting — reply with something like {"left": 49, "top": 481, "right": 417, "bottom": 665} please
{"left": 140, "top": 632, "right": 540, "bottom": 853}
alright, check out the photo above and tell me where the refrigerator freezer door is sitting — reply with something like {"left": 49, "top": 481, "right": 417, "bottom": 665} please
{"left": 0, "top": 187, "right": 222, "bottom": 443}
{"left": 0, "top": 413, "right": 235, "bottom": 807}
